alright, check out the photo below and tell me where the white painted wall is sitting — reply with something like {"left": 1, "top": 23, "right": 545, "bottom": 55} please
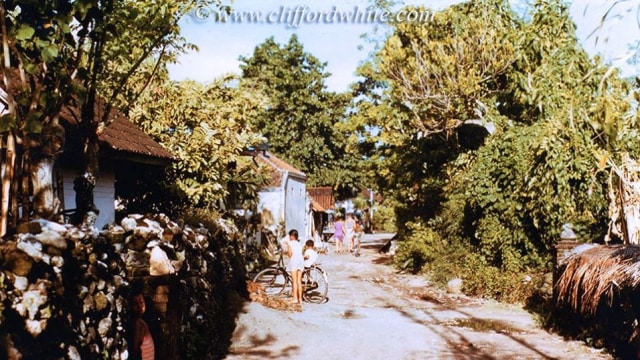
{"left": 257, "top": 190, "right": 284, "bottom": 235}
{"left": 284, "top": 174, "right": 308, "bottom": 239}
{"left": 94, "top": 170, "right": 115, "bottom": 229}
{"left": 61, "top": 167, "right": 115, "bottom": 230}
{"left": 61, "top": 168, "right": 77, "bottom": 215}
{"left": 257, "top": 172, "right": 308, "bottom": 239}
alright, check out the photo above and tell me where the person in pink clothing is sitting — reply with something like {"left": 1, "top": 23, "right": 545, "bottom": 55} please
{"left": 130, "top": 285, "right": 155, "bottom": 360}
{"left": 333, "top": 215, "right": 345, "bottom": 253}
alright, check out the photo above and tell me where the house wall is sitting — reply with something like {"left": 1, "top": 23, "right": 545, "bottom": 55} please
{"left": 95, "top": 170, "right": 115, "bottom": 229}
{"left": 284, "top": 174, "right": 308, "bottom": 239}
{"left": 257, "top": 173, "right": 309, "bottom": 239}
{"left": 61, "top": 169, "right": 76, "bottom": 215}
{"left": 257, "top": 190, "right": 284, "bottom": 235}
{"left": 61, "top": 166, "right": 115, "bottom": 230}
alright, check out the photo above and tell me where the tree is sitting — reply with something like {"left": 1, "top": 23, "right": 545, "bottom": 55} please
{"left": 376, "top": 0, "right": 518, "bottom": 136}
{"left": 350, "top": 0, "right": 520, "bottom": 226}
{"left": 0, "top": 0, "right": 215, "bottom": 234}
{"left": 357, "top": 0, "right": 640, "bottom": 278}
{"left": 239, "top": 35, "right": 361, "bottom": 198}
{"left": 127, "top": 75, "right": 268, "bottom": 212}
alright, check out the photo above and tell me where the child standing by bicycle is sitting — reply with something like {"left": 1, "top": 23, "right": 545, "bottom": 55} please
{"left": 304, "top": 239, "right": 319, "bottom": 268}
{"left": 286, "top": 229, "right": 304, "bottom": 304}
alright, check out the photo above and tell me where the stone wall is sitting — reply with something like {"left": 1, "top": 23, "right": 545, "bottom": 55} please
{"left": 0, "top": 213, "right": 242, "bottom": 359}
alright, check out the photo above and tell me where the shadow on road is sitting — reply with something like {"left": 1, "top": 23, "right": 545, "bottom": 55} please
{"left": 225, "top": 299, "right": 301, "bottom": 359}
{"left": 226, "top": 232, "right": 585, "bottom": 360}
{"left": 389, "top": 301, "right": 561, "bottom": 359}
{"left": 362, "top": 236, "right": 562, "bottom": 360}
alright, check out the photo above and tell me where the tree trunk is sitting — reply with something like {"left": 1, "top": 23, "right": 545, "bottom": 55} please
{"left": 30, "top": 122, "right": 65, "bottom": 221}
{"left": 10, "top": 145, "right": 19, "bottom": 228}
{"left": 1, "top": 132, "right": 15, "bottom": 237}
{"left": 74, "top": 131, "right": 100, "bottom": 227}
{"left": 20, "top": 150, "right": 30, "bottom": 223}
{"left": 30, "top": 157, "right": 59, "bottom": 220}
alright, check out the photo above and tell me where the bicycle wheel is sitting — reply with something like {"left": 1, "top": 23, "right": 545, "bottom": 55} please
{"left": 302, "top": 267, "right": 328, "bottom": 303}
{"left": 253, "top": 267, "right": 288, "bottom": 296}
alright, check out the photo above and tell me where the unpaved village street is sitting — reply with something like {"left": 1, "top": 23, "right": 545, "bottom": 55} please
{"left": 225, "top": 233, "right": 612, "bottom": 360}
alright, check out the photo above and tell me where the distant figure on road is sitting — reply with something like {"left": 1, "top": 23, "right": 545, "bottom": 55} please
{"left": 286, "top": 229, "right": 304, "bottom": 304}
{"left": 354, "top": 219, "right": 363, "bottom": 257}
{"left": 345, "top": 213, "right": 356, "bottom": 252}
{"left": 333, "top": 215, "right": 345, "bottom": 254}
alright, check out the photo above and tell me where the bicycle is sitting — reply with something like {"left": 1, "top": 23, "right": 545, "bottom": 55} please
{"left": 253, "top": 246, "right": 329, "bottom": 304}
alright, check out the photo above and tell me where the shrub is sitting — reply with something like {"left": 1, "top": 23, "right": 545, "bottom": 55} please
{"left": 393, "top": 221, "right": 445, "bottom": 273}
{"left": 372, "top": 200, "right": 398, "bottom": 233}
{"left": 395, "top": 220, "right": 547, "bottom": 304}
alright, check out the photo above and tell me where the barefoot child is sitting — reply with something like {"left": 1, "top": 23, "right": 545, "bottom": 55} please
{"left": 286, "top": 229, "right": 304, "bottom": 304}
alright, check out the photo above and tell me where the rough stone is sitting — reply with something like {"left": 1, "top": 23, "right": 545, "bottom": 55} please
{"left": 121, "top": 217, "right": 137, "bottom": 232}
{"left": 149, "top": 246, "right": 175, "bottom": 276}
{"left": 35, "top": 230, "right": 67, "bottom": 250}
{"left": 1, "top": 211, "right": 227, "bottom": 359}
{"left": 1, "top": 244, "right": 34, "bottom": 276}
{"left": 447, "top": 278, "right": 463, "bottom": 294}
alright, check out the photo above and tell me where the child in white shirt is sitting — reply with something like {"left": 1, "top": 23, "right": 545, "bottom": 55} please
{"left": 304, "top": 239, "right": 319, "bottom": 268}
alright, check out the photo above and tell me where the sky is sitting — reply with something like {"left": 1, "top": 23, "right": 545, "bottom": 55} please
{"left": 167, "top": 0, "right": 640, "bottom": 92}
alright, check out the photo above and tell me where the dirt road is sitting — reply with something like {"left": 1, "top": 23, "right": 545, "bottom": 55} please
{"left": 226, "top": 233, "right": 612, "bottom": 360}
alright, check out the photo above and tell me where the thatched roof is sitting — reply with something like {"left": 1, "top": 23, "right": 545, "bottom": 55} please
{"left": 555, "top": 244, "right": 640, "bottom": 315}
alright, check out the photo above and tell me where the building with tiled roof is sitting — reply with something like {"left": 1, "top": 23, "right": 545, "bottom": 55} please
{"left": 251, "top": 151, "right": 310, "bottom": 239}
{"left": 307, "top": 187, "right": 334, "bottom": 212}
{"left": 254, "top": 151, "right": 305, "bottom": 188}
{"left": 60, "top": 96, "right": 174, "bottom": 164}
{"left": 56, "top": 97, "right": 174, "bottom": 228}
{"left": 0, "top": 78, "right": 174, "bottom": 229}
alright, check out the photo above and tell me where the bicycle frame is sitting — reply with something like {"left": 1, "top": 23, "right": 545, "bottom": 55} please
{"left": 253, "top": 247, "right": 328, "bottom": 303}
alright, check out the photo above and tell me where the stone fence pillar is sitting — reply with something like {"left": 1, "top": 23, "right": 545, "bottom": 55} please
{"left": 141, "top": 274, "right": 181, "bottom": 360}
{"left": 555, "top": 223, "right": 580, "bottom": 267}
{"left": 553, "top": 223, "right": 581, "bottom": 300}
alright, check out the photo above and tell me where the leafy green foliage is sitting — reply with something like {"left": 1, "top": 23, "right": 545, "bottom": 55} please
{"left": 359, "top": 0, "right": 640, "bottom": 303}
{"left": 393, "top": 221, "right": 445, "bottom": 273}
{"left": 377, "top": 0, "right": 518, "bottom": 135}
{"left": 394, "top": 220, "right": 543, "bottom": 303}
{"left": 128, "top": 75, "right": 268, "bottom": 210}
{"left": 437, "top": 1, "right": 634, "bottom": 273}
{"left": 0, "top": 0, "right": 223, "bottom": 224}
{"left": 371, "top": 198, "right": 398, "bottom": 233}
{"left": 239, "top": 35, "right": 361, "bottom": 199}
{"left": 350, "top": 0, "right": 521, "bottom": 229}
{"left": 96, "top": 0, "right": 211, "bottom": 111}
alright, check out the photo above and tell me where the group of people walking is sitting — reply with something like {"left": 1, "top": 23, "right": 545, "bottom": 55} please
{"left": 331, "top": 213, "right": 363, "bottom": 257}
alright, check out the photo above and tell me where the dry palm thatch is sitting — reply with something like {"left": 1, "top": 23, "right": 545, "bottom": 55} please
{"left": 556, "top": 244, "right": 640, "bottom": 316}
